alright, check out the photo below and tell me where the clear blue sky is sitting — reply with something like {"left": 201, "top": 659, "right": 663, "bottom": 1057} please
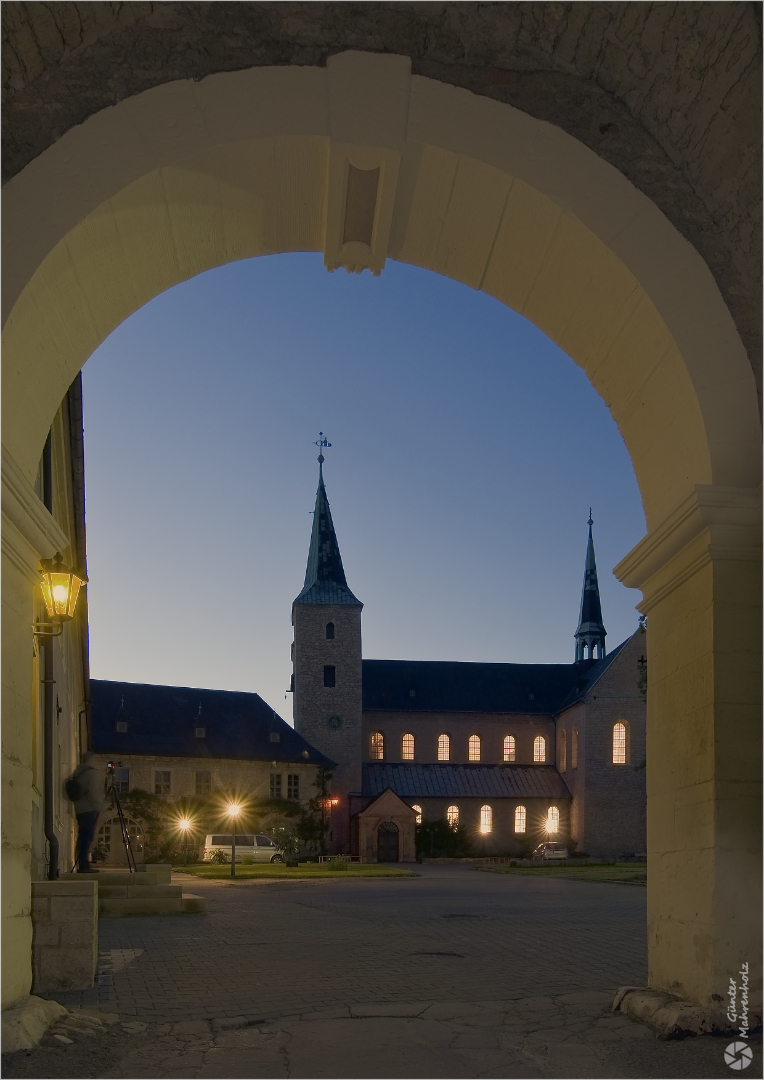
{"left": 82, "top": 253, "right": 645, "bottom": 719}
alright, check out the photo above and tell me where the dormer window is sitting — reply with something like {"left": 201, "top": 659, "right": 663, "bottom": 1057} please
{"left": 115, "top": 721, "right": 128, "bottom": 733}
{"left": 269, "top": 732, "right": 281, "bottom": 743}
{"left": 194, "top": 727, "right": 205, "bottom": 738}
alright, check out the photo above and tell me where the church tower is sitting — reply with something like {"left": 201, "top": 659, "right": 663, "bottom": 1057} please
{"left": 574, "top": 512, "right": 607, "bottom": 661}
{"left": 292, "top": 439, "right": 362, "bottom": 854}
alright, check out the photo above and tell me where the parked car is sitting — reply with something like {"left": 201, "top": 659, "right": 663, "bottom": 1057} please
{"left": 202, "top": 833, "right": 284, "bottom": 863}
{"left": 532, "top": 842, "right": 569, "bottom": 861}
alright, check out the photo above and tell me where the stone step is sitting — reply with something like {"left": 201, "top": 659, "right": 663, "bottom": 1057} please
{"left": 60, "top": 872, "right": 162, "bottom": 887}
{"left": 98, "top": 884, "right": 182, "bottom": 900}
{"left": 99, "top": 893, "right": 206, "bottom": 917}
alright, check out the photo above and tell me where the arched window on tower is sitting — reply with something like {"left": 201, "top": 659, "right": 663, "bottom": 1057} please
{"left": 571, "top": 727, "right": 579, "bottom": 769}
{"left": 401, "top": 733, "right": 415, "bottom": 760}
{"left": 411, "top": 804, "right": 423, "bottom": 824}
{"left": 468, "top": 735, "right": 481, "bottom": 761}
{"left": 612, "top": 722, "right": 627, "bottom": 764}
{"left": 370, "top": 732, "right": 384, "bottom": 760}
{"left": 546, "top": 805, "right": 560, "bottom": 833}
{"left": 514, "top": 805, "right": 526, "bottom": 833}
{"left": 559, "top": 729, "right": 567, "bottom": 772}
{"left": 480, "top": 805, "right": 492, "bottom": 834}
{"left": 438, "top": 734, "right": 450, "bottom": 761}
{"left": 446, "top": 805, "right": 459, "bottom": 828}
{"left": 326, "top": 622, "right": 335, "bottom": 640}
{"left": 503, "top": 735, "right": 516, "bottom": 762}
{"left": 533, "top": 735, "right": 546, "bottom": 763}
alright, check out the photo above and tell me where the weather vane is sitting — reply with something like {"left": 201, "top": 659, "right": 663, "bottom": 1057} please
{"left": 315, "top": 432, "right": 331, "bottom": 464}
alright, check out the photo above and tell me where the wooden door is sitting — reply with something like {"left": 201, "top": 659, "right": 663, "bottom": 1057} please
{"left": 377, "top": 820, "right": 399, "bottom": 862}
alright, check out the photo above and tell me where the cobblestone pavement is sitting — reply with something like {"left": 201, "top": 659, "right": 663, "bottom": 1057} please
{"left": 18, "top": 866, "right": 757, "bottom": 1079}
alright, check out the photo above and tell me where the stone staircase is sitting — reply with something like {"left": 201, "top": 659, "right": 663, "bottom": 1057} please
{"left": 60, "top": 865, "right": 206, "bottom": 917}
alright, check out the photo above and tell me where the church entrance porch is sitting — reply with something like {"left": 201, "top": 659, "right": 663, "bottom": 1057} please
{"left": 377, "top": 821, "right": 399, "bottom": 863}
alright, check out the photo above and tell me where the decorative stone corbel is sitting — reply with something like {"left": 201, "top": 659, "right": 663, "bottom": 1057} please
{"left": 1, "top": 445, "right": 69, "bottom": 584}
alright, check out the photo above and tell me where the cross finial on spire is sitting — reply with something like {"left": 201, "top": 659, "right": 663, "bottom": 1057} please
{"left": 314, "top": 432, "right": 331, "bottom": 465}
{"left": 588, "top": 508, "right": 593, "bottom": 526}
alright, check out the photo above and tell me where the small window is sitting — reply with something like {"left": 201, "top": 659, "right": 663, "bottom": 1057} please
{"left": 411, "top": 804, "right": 423, "bottom": 824}
{"left": 287, "top": 774, "right": 300, "bottom": 800}
{"left": 613, "top": 722, "right": 627, "bottom": 764}
{"left": 270, "top": 773, "right": 282, "bottom": 798}
{"left": 533, "top": 735, "right": 546, "bottom": 763}
{"left": 572, "top": 726, "right": 579, "bottom": 769}
{"left": 480, "top": 805, "right": 492, "bottom": 834}
{"left": 446, "top": 805, "right": 459, "bottom": 828}
{"left": 115, "top": 721, "right": 128, "bottom": 733}
{"left": 503, "top": 735, "right": 515, "bottom": 762}
{"left": 269, "top": 732, "right": 280, "bottom": 743}
{"left": 154, "top": 770, "right": 171, "bottom": 796}
{"left": 195, "top": 726, "right": 206, "bottom": 738}
{"left": 370, "top": 732, "right": 384, "bottom": 760}
{"left": 326, "top": 622, "right": 335, "bottom": 640}
{"left": 324, "top": 665, "right": 336, "bottom": 688}
{"left": 437, "top": 733, "right": 450, "bottom": 761}
{"left": 468, "top": 735, "right": 481, "bottom": 762}
{"left": 195, "top": 770, "right": 211, "bottom": 796}
{"left": 546, "top": 805, "right": 560, "bottom": 833}
{"left": 559, "top": 729, "right": 567, "bottom": 772}
{"left": 514, "top": 805, "right": 526, "bottom": 833}
{"left": 114, "top": 767, "right": 129, "bottom": 794}
{"left": 401, "top": 733, "right": 414, "bottom": 760}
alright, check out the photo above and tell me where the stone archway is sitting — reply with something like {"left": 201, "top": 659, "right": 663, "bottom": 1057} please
{"left": 2, "top": 51, "right": 760, "bottom": 1021}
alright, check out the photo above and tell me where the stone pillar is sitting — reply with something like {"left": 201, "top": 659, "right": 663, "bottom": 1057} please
{"left": 31, "top": 880, "right": 98, "bottom": 993}
{"left": 615, "top": 486, "right": 761, "bottom": 1023}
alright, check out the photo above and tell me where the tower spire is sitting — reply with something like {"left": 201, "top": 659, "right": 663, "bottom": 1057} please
{"left": 574, "top": 512, "right": 607, "bottom": 662}
{"left": 293, "top": 436, "right": 361, "bottom": 607}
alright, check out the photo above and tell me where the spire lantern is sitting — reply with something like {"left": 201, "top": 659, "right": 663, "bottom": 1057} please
{"left": 574, "top": 512, "right": 607, "bottom": 662}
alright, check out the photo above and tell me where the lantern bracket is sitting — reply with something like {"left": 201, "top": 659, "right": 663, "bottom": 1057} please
{"left": 32, "top": 619, "right": 64, "bottom": 640}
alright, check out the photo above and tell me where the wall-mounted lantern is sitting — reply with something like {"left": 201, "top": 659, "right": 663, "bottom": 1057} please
{"left": 34, "top": 552, "right": 87, "bottom": 640}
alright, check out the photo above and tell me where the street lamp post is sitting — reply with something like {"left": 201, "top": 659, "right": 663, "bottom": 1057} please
{"left": 227, "top": 802, "right": 241, "bottom": 878}
{"left": 178, "top": 817, "right": 192, "bottom": 865}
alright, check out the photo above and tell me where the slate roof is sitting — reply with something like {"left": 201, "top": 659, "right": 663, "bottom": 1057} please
{"left": 294, "top": 464, "right": 362, "bottom": 607}
{"left": 575, "top": 520, "right": 607, "bottom": 639}
{"left": 89, "top": 680, "right": 334, "bottom": 766}
{"left": 363, "top": 763, "right": 572, "bottom": 800}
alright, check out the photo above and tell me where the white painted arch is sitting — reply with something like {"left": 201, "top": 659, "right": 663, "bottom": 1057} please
{"left": 2, "top": 51, "right": 760, "bottom": 534}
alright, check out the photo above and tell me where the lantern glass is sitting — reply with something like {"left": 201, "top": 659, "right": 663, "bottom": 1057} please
{"left": 39, "top": 555, "right": 86, "bottom": 621}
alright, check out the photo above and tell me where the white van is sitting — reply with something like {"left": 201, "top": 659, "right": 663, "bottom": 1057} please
{"left": 202, "top": 833, "right": 284, "bottom": 863}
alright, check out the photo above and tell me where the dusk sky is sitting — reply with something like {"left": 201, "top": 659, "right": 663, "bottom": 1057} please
{"left": 82, "top": 253, "right": 646, "bottom": 719}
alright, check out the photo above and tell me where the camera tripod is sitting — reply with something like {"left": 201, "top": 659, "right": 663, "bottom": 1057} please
{"left": 105, "top": 761, "right": 137, "bottom": 872}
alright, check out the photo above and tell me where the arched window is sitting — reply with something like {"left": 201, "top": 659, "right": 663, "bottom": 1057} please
{"left": 533, "top": 735, "right": 546, "bottom": 763}
{"left": 612, "top": 722, "right": 627, "bottom": 764}
{"left": 326, "top": 622, "right": 335, "bottom": 640}
{"left": 468, "top": 734, "right": 481, "bottom": 761}
{"left": 571, "top": 727, "right": 579, "bottom": 769}
{"left": 97, "top": 816, "right": 144, "bottom": 861}
{"left": 559, "top": 729, "right": 567, "bottom": 772}
{"left": 437, "top": 733, "right": 450, "bottom": 761}
{"left": 369, "top": 732, "right": 384, "bottom": 760}
{"left": 446, "top": 805, "right": 459, "bottom": 828}
{"left": 503, "top": 735, "right": 516, "bottom": 762}
{"left": 480, "top": 805, "right": 492, "bottom": 834}
{"left": 401, "top": 733, "right": 415, "bottom": 760}
{"left": 514, "top": 805, "right": 526, "bottom": 833}
{"left": 411, "top": 804, "right": 423, "bottom": 824}
{"left": 546, "top": 805, "right": 560, "bottom": 833}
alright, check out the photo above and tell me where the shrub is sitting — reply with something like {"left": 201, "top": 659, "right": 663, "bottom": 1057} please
{"left": 327, "top": 855, "right": 349, "bottom": 871}
{"left": 415, "top": 819, "right": 473, "bottom": 859}
{"left": 210, "top": 848, "right": 230, "bottom": 864}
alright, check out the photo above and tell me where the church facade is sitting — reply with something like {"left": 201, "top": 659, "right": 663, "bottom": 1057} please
{"left": 292, "top": 457, "right": 646, "bottom": 861}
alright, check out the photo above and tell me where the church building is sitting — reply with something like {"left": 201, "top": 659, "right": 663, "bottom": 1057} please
{"left": 292, "top": 453, "right": 646, "bottom": 862}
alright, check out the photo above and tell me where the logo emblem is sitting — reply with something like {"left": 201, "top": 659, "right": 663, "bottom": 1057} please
{"left": 725, "top": 1042, "right": 753, "bottom": 1071}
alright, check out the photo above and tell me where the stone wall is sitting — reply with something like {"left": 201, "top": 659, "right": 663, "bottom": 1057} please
{"left": 31, "top": 879, "right": 96, "bottom": 993}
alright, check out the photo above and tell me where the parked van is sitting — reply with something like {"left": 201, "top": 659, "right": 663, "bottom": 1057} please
{"left": 202, "top": 834, "right": 284, "bottom": 863}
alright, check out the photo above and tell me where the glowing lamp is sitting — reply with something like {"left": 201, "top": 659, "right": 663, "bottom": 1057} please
{"left": 40, "top": 553, "right": 86, "bottom": 621}
{"left": 227, "top": 802, "right": 241, "bottom": 818}
{"left": 178, "top": 817, "right": 192, "bottom": 832}
{"left": 330, "top": 799, "right": 339, "bottom": 806}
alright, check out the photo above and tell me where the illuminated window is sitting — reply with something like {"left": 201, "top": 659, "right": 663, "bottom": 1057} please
{"left": 559, "top": 729, "right": 567, "bottom": 772}
{"left": 270, "top": 773, "right": 282, "bottom": 798}
{"left": 326, "top": 622, "right": 335, "bottom": 640}
{"left": 411, "top": 804, "right": 423, "bottom": 824}
{"left": 468, "top": 735, "right": 481, "bottom": 761}
{"left": 546, "top": 805, "right": 560, "bottom": 833}
{"left": 446, "top": 804, "right": 459, "bottom": 828}
{"left": 402, "top": 733, "right": 415, "bottom": 760}
{"left": 572, "top": 727, "right": 579, "bottom": 769}
{"left": 503, "top": 735, "right": 515, "bottom": 762}
{"left": 533, "top": 735, "right": 546, "bottom": 763}
{"left": 613, "top": 722, "right": 627, "bottom": 764}
{"left": 154, "top": 770, "right": 171, "bottom": 796}
{"left": 480, "top": 805, "right": 492, "bottom": 833}
{"left": 514, "top": 805, "right": 526, "bottom": 833}
{"left": 370, "top": 732, "right": 384, "bottom": 760}
{"left": 438, "top": 734, "right": 450, "bottom": 761}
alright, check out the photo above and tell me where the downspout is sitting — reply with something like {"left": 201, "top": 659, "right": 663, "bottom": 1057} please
{"left": 41, "top": 432, "right": 59, "bottom": 880}
{"left": 67, "top": 374, "right": 90, "bottom": 738}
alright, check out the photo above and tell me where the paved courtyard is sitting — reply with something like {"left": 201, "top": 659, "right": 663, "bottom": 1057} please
{"left": 15, "top": 866, "right": 759, "bottom": 1078}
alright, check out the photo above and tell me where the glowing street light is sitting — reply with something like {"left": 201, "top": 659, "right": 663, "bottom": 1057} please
{"left": 176, "top": 816, "right": 193, "bottom": 864}
{"left": 227, "top": 802, "right": 241, "bottom": 878}
{"left": 34, "top": 552, "right": 87, "bottom": 640}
